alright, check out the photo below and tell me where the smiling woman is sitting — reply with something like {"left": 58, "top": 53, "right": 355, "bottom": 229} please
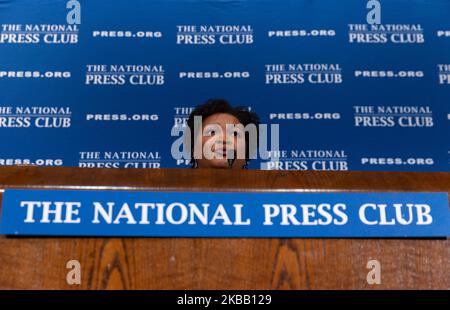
{"left": 186, "top": 99, "right": 260, "bottom": 169}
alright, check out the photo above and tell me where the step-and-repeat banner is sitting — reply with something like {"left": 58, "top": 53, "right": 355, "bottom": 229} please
{"left": 0, "top": 0, "right": 449, "bottom": 172}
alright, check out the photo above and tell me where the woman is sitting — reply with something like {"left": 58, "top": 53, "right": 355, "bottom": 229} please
{"left": 186, "top": 99, "right": 259, "bottom": 169}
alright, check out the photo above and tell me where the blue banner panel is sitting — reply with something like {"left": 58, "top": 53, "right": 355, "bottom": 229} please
{"left": 1, "top": 189, "right": 449, "bottom": 237}
{"left": 0, "top": 0, "right": 449, "bottom": 172}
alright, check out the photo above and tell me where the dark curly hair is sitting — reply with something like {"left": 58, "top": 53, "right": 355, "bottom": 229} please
{"left": 186, "top": 99, "right": 260, "bottom": 167}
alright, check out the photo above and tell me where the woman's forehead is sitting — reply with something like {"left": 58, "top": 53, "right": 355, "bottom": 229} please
{"left": 203, "top": 113, "right": 240, "bottom": 125}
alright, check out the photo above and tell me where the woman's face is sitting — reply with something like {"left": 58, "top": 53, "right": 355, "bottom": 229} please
{"left": 195, "top": 113, "right": 247, "bottom": 169}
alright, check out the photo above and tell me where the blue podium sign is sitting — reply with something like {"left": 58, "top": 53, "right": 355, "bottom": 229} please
{"left": 1, "top": 189, "right": 449, "bottom": 238}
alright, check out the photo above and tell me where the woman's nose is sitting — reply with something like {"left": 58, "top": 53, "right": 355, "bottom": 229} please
{"left": 222, "top": 135, "right": 233, "bottom": 146}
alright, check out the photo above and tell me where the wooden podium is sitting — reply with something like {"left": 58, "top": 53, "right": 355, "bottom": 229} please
{"left": 0, "top": 166, "right": 448, "bottom": 289}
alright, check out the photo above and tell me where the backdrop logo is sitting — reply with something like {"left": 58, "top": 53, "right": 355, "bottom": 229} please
{"left": 85, "top": 65, "right": 165, "bottom": 86}
{"left": 0, "top": 106, "right": 71, "bottom": 128}
{"left": 354, "top": 106, "right": 434, "bottom": 128}
{"left": 0, "top": 70, "right": 71, "bottom": 79}
{"left": 179, "top": 71, "right": 250, "bottom": 79}
{"left": 173, "top": 107, "right": 195, "bottom": 128}
{"left": 261, "top": 149, "right": 349, "bottom": 171}
{"left": 354, "top": 69, "right": 424, "bottom": 79}
{"left": 265, "top": 64, "right": 342, "bottom": 85}
{"left": 268, "top": 29, "right": 335, "bottom": 38}
{"left": 269, "top": 111, "right": 341, "bottom": 121}
{"left": 437, "top": 30, "right": 450, "bottom": 38}
{"left": 361, "top": 156, "right": 434, "bottom": 167}
{"left": 92, "top": 30, "right": 162, "bottom": 39}
{"left": 0, "top": 24, "right": 79, "bottom": 44}
{"left": 348, "top": 24, "right": 424, "bottom": 44}
{"left": 0, "top": 157, "right": 63, "bottom": 167}
{"left": 78, "top": 151, "right": 161, "bottom": 168}
{"left": 66, "top": 0, "right": 81, "bottom": 25}
{"left": 176, "top": 25, "right": 253, "bottom": 45}
{"left": 86, "top": 113, "right": 159, "bottom": 122}
{"left": 438, "top": 64, "right": 450, "bottom": 84}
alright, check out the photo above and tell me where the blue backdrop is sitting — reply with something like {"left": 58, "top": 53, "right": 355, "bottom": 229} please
{"left": 0, "top": 0, "right": 449, "bottom": 171}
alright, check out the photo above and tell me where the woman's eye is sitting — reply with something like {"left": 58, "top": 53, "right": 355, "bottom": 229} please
{"left": 206, "top": 130, "right": 215, "bottom": 135}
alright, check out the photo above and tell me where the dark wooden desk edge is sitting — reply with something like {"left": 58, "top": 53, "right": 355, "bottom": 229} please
{"left": 0, "top": 166, "right": 448, "bottom": 192}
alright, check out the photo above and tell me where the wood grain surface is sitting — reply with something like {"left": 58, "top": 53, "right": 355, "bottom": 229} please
{"left": 0, "top": 166, "right": 448, "bottom": 290}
